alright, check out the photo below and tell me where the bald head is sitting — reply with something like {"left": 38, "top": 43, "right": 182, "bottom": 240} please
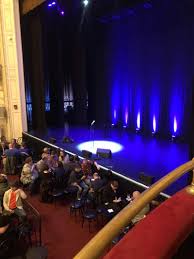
{"left": 132, "top": 191, "right": 141, "bottom": 200}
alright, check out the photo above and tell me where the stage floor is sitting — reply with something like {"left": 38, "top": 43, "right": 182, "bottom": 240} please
{"left": 30, "top": 126, "right": 189, "bottom": 195}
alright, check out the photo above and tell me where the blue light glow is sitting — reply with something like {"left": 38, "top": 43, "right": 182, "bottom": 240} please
{"left": 83, "top": 0, "right": 89, "bottom": 7}
{"left": 173, "top": 117, "right": 177, "bottom": 134}
{"left": 125, "top": 109, "right": 128, "bottom": 125}
{"left": 136, "top": 112, "right": 140, "bottom": 129}
{"left": 153, "top": 115, "right": 156, "bottom": 133}
{"left": 77, "top": 140, "right": 123, "bottom": 154}
{"left": 114, "top": 109, "right": 117, "bottom": 121}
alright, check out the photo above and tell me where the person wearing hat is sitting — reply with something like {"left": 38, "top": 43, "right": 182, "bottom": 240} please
{"left": 3, "top": 181, "right": 27, "bottom": 220}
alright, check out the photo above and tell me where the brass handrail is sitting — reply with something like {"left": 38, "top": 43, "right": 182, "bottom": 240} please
{"left": 74, "top": 160, "right": 194, "bottom": 259}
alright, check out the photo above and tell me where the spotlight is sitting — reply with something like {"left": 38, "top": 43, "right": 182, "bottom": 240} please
{"left": 48, "top": 1, "right": 56, "bottom": 7}
{"left": 171, "top": 116, "right": 178, "bottom": 141}
{"left": 136, "top": 112, "right": 141, "bottom": 131}
{"left": 83, "top": 0, "right": 89, "bottom": 7}
{"left": 60, "top": 10, "right": 64, "bottom": 15}
{"left": 123, "top": 125, "right": 127, "bottom": 129}
{"left": 152, "top": 115, "right": 157, "bottom": 136}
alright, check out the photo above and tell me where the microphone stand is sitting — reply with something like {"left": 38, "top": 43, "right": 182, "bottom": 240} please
{"left": 90, "top": 122, "right": 95, "bottom": 151}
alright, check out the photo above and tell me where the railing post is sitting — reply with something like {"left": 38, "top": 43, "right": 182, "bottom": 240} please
{"left": 186, "top": 159, "right": 194, "bottom": 195}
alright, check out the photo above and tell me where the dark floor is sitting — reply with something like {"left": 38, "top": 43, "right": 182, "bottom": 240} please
{"left": 29, "top": 125, "right": 189, "bottom": 195}
{"left": 26, "top": 194, "right": 98, "bottom": 259}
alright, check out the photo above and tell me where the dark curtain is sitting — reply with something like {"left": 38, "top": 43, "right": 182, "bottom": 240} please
{"left": 86, "top": 0, "right": 194, "bottom": 140}
{"left": 21, "top": 12, "right": 47, "bottom": 133}
{"left": 41, "top": 10, "right": 65, "bottom": 127}
{"left": 21, "top": 3, "right": 88, "bottom": 130}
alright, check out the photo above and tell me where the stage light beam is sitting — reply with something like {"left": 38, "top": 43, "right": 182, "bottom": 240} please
{"left": 136, "top": 111, "right": 141, "bottom": 130}
{"left": 83, "top": 0, "right": 89, "bottom": 7}
{"left": 153, "top": 115, "right": 156, "bottom": 133}
{"left": 77, "top": 140, "right": 123, "bottom": 154}
{"left": 173, "top": 116, "right": 177, "bottom": 134}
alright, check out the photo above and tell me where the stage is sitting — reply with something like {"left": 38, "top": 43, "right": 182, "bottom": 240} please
{"left": 29, "top": 126, "right": 189, "bottom": 195}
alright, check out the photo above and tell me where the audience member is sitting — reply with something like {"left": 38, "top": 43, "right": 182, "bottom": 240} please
{"left": 4, "top": 143, "right": 20, "bottom": 158}
{"left": 0, "top": 174, "right": 9, "bottom": 213}
{"left": 131, "top": 191, "right": 150, "bottom": 225}
{"left": 39, "top": 170, "right": 53, "bottom": 203}
{"left": 3, "top": 181, "right": 27, "bottom": 221}
{"left": 102, "top": 180, "right": 123, "bottom": 214}
{"left": 36, "top": 155, "right": 48, "bottom": 173}
{"left": 68, "top": 166, "right": 89, "bottom": 200}
{"left": 53, "top": 161, "right": 65, "bottom": 179}
{"left": 20, "top": 142, "right": 31, "bottom": 156}
{"left": 20, "top": 157, "right": 33, "bottom": 186}
{"left": 88, "top": 172, "right": 106, "bottom": 201}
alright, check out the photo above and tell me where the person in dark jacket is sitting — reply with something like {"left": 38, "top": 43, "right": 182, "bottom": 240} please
{"left": 102, "top": 180, "right": 123, "bottom": 215}
{"left": 0, "top": 174, "right": 9, "bottom": 213}
{"left": 68, "top": 166, "right": 89, "bottom": 199}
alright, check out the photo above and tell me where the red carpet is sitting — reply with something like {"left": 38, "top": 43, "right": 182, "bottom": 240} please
{"left": 104, "top": 189, "right": 194, "bottom": 259}
{"left": 26, "top": 195, "right": 98, "bottom": 259}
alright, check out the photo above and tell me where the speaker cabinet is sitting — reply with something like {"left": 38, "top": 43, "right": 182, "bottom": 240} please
{"left": 82, "top": 150, "right": 92, "bottom": 159}
{"left": 96, "top": 148, "right": 112, "bottom": 159}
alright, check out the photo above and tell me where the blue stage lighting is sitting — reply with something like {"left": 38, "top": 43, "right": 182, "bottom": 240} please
{"left": 173, "top": 116, "right": 177, "bottom": 134}
{"left": 112, "top": 109, "right": 117, "bottom": 125}
{"left": 152, "top": 115, "right": 156, "bottom": 134}
{"left": 125, "top": 110, "right": 128, "bottom": 125}
{"left": 77, "top": 140, "right": 123, "bottom": 154}
{"left": 171, "top": 117, "right": 178, "bottom": 141}
{"left": 136, "top": 111, "right": 141, "bottom": 131}
{"left": 48, "top": 1, "right": 56, "bottom": 7}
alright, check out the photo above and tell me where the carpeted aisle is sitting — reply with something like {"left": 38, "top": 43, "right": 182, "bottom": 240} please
{"left": 27, "top": 195, "right": 98, "bottom": 259}
{"left": 104, "top": 189, "right": 194, "bottom": 259}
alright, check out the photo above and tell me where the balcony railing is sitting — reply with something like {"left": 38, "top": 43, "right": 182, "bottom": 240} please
{"left": 74, "top": 159, "right": 194, "bottom": 259}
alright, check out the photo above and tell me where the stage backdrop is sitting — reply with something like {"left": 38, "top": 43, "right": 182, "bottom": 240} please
{"left": 86, "top": 0, "right": 194, "bottom": 141}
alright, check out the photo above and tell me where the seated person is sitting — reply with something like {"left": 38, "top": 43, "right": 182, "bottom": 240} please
{"left": 102, "top": 180, "right": 123, "bottom": 215}
{"left": 68, "top": 166, "right": 89, "bottom": 200}
{"left": 0, "top": 174, "right": 9, "bottom": 213}
{"left": 36, "top": 155, "right": 48, "bottom": 173}
{"left": 20, "top": 157, "right": 33, "bottom": 186}
{"left": 39, "top": 169, "right": 53, "bottom": 203}
{"left": 58, "top": 150, "right": 67, "bottom": 166}
{"left": 41, "top": 147, "right": 50, "bottom": 159}
{"left": 81, "top": 159, "right": 92, "bottom": 177}
{"left": 3, "top": 181, "right": 27, "bottom": 221}
{"left": 47, "top": 151, "right": 58, "bottom": 170}
{"left": 88, "top": 173, "right": 106, "bottom": 201}
{"left": 10, "top": 138, "right": 20, "bottom": 149}
{"left": 4, "top": 143, "right": 20, "bottom": 157}
{"left": 0, "top": 215, "right": 13, "bottom": 257}
{"left": 53, "top": 161, "right": 65, "bottom": 179}
{"left": 19, "top": 142, "right": 31, "bottom": 157}
{"left": 64, "top": 156, "right": 76, "bottom": 176}
{"left": 131, "top": 191, "right": 150, "bottom": 225}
